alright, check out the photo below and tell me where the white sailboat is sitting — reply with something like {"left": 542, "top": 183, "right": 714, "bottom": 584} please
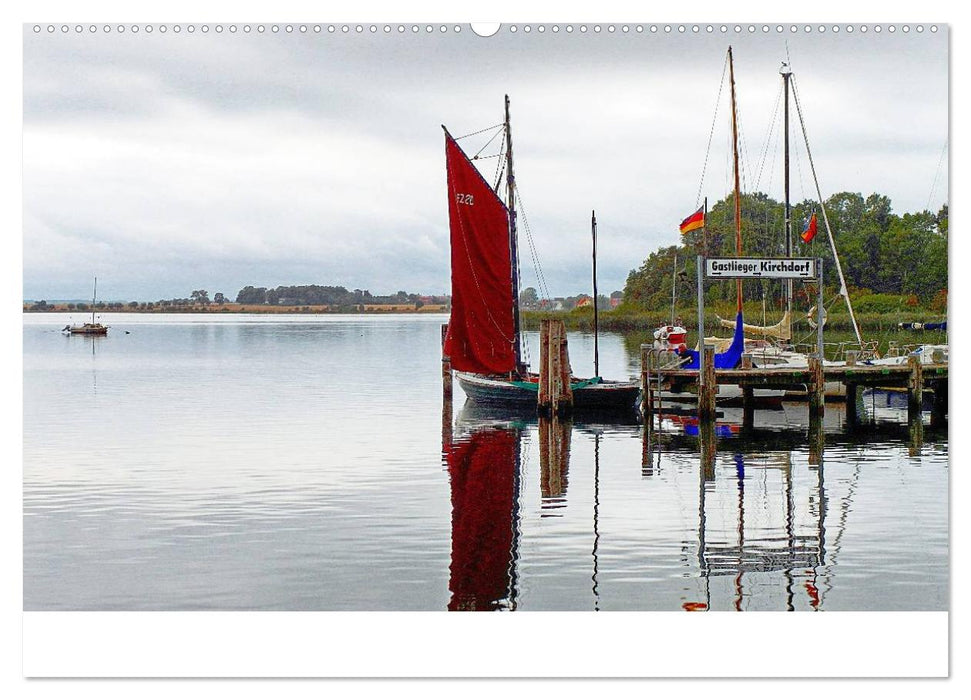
{"left": 65, "top": 277, "right": 108, "bottom": 336}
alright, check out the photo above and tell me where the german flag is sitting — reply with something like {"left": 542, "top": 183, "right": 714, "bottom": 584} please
{"left": 679, "top": 206, "right": 705, "bottom": 235}
{"left": 801, "top": 213, "right": 818, "bottom": 244}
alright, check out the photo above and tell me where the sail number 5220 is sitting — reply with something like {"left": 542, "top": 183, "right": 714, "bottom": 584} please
{"left": 456, "top": 193, "right": 474, "bottom": 206}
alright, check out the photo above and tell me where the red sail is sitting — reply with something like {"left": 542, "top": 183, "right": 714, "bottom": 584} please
{"left": 443, "top": 131, "right": 516, "bottom": 375}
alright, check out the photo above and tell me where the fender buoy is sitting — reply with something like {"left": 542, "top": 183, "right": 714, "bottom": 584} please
{"left": 807, "top": 305, "right": 828, "bottom": 330}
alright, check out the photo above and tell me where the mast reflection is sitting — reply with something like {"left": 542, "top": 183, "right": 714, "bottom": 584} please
{"left": 666, "top": 409, "right": 829, "bottom": 612}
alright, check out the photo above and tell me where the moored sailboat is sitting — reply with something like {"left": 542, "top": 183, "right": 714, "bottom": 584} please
{"left": 442, "top": 96, "right": 640, "bottom": 412}
{"left": 65, "top": 277, "right": 108, "bottom": 336}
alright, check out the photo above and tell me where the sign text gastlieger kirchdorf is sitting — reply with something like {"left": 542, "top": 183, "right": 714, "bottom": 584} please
{"left": 705, "top": 258, "right": 817, "bottom": 279}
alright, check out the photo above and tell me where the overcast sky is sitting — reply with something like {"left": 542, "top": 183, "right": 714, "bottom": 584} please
{"left": 22, "top": 23, "right": 948, "bottom": 301}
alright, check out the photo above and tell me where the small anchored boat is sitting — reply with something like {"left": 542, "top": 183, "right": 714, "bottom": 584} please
{"left": 65, "top": 277, "right": 108, "bottom": 336}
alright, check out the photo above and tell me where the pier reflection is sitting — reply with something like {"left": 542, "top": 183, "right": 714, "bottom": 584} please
{"left": 442, "top": 400, "right": 926, "bottom": 612}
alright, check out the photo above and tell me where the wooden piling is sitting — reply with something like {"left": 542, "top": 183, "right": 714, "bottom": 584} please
{"left": 641, "top": 344, "right": 655, "bottom": 422}
{"left": 845, "top": 382, "right": 859, "bottom": 427}
{"left": 930, "top": 379, "right": 948, "bottom": 428}
{"left": 698, "top": 345, "right": 716, "bottom": 422}
{"left": 736, "top": 353, "right": 752, "bottom": 431}
{"left": 907, "top": 354, "right": 923, "bottom": 420}
{"left": 539, "top": 318, "right": 573, "bottom": 416}
{"left": 642, "top": 419, "right": 655, "bottom": 476}
{"left": 908, "top": 354, "right": 924, "bottom": 448}
{"left": 539, "top": 416, "right": 571, "bottom": 499}
{"left": 557, "top": 322, "right": 574, "bottom": 414}
{"left": 442, "top": 323, "right": 452, "bottom": 444}
{"left": 538, "top": 320, "right": 551, "bottom": 412}
{"left": 808, "top": 354, "right": 825, "bottom": 417}
{"left": 699, "top": 418, "right": 716, "bottom": 480}
{"left": 808, "top": 411, "right": 824, "bottom": 466}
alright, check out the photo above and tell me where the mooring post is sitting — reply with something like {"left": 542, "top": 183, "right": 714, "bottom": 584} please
{"left": 538, "top": 319, "right": 552, "bottom": 414}
{"left": 557, "top": 320, "right": 574, "bottom": 415}
{"left": 552, "top": 320, "right": 564, "bottom": 413}
{"left": 641, "top": 344, "right": 654, "bottom": 422}
{"left": 930, "top": 379, "right": 948, "bottom": 428}
{"left": 740, "top": 353, "right": 754, "bottom": 431}
{"left": 539, "top": 319, "right": 572, "bottom": 416}
{"left": 442, "top": 323, "right": 452, "bottom": 443}
{"left": 808, "top": 353, "right": 825, "bottom": 417}
{"left": 845, "top": 382, "right": 859, "bottom": 427}
{"left": 907, "top": 353, "right": 923, "bottom": 421}
{"left": 808, "top": 411, "right": 824, "bottom": 466}
{"left": 642, "top": 417, "right": 655, "bottom": 476}
{"left": 699, "top": 417, "right": 717, "bottom": 480}
{"left": 699, "top": 345, "right": 716, "bottom": 422}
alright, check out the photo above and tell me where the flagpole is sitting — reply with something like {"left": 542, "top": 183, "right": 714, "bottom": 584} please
{"left": 671, "top": 251, "right": 678, "bottom": 325}
{"left": 703, "top": 196, "right": 708, "bottom": 257}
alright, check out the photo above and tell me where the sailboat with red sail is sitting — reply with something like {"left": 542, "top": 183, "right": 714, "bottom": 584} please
{"left": 442, "top": 96, "right": 640, "bottom": 411}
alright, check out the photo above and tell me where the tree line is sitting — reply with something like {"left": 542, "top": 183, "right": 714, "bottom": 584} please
{"left": 622, "top": 191, "right": 947, "bottom": 315}
{"left": 235, "top": 285, "right": 444, "bottom": 308}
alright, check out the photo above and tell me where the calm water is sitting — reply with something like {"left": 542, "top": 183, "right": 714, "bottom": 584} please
{"left": 23, "top": 313, "right": 948, "bottom": 611}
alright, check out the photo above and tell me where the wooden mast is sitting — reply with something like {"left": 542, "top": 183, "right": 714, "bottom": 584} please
{"left": 781, "top": 61, "right": 793, "bottom": 338}
{"left": 591, "top": 210, "right": 600, "bottom": 378}
{"left": 728, "top": 47, "right": 743, "bottom": 314}
{"left": 505, "top": 95, "right": 525, "bottom": 376}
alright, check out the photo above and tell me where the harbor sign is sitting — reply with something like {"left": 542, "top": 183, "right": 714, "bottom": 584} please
{"left": 706, "top": 257, "right": 817, "bottom": 279}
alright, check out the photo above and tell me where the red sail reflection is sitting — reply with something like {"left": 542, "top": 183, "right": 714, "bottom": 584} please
{"left": 446, "top": 427, "right": 519, "bottom": 611}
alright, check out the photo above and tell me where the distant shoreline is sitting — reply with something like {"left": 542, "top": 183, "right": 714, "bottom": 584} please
{"left": 23, "top": 303, "right": 449, "bottom": 315}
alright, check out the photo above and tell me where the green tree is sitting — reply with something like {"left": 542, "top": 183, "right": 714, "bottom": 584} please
{"left": 520, "top": 287, "right": 539, "bottom": 308}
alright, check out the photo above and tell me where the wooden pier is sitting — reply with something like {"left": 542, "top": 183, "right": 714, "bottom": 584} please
{"left": 641, "top": 345, "right": 948, "bottom": 429}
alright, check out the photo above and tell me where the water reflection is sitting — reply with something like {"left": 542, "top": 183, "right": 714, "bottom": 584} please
{"left": 444, "top": 424, "right": 521, "bottom": 611}
{"left": 442, "top": 399, "right": 930, "bottom": 612}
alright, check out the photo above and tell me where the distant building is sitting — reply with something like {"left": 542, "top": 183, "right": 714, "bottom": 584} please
{"left": 574, "top": 295, "right": 593, "bottom": 309}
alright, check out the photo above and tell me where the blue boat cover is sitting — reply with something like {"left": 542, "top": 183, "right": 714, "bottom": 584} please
{"left": 679, "top": 311, "right": 746, "bottom": 370}
{"left": 898, "top": 321, "right": 946, "bottom": 331}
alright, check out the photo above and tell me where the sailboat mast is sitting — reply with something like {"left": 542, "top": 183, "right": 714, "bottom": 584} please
{"left": 91, "top": 276, "right": 97, "bottom": 325}
{"left": 782, "top": 63, "right": 793, "bottom": 330}
{"left": 505, "top": 95, "right": 524, "bottom": 374}
{"left": 728, "top": 47, "right": 743, "bottom": 313}
{"left": 591, "top": 210, "right": 600, "bottom": 378}
{"left": 671, "top": 252, "right": 678, "bottom": 324}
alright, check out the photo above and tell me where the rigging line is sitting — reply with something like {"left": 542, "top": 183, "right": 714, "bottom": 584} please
{"left": 791, "top": 75, "right": 863, "bottom": 346}
{"left": 493, "top": 134, "right": 507, "bottom": 192}
{"left": 753, "top": 83, "right": 784, "bottom": 192}
{"left": 454, "top": 122, "right": 504, "bottom": 141}
{"left": 472, "top": 126, "right": 506, "bottom": 160}
{"left": 926, "top": 141, "right": 948, "bottom": 211}
{"left": 792, "top": 119, "right": 808, "bottom": 207}
{"left": 697, "top": 51, "right": 730, "bottom": 208}
{"left": 515, "top": 189, "right": 552, "bottom": 304}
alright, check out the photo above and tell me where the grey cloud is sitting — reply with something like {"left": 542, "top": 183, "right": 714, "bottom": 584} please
{"left": 23, "top": 25, "right": 948, "bottom": 301}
